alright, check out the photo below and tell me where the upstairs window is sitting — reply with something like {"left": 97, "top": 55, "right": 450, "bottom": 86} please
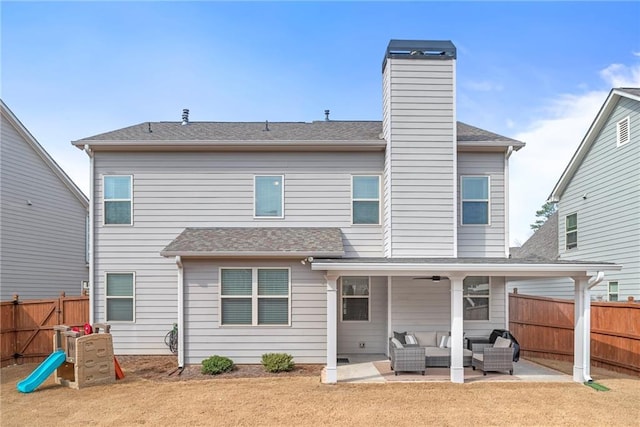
{"left": 220, "top": 268, "right": 290, "bottom": 326}
{"left": 352, "top": 176, "right": 380, "bottom": 224}
{"left": 254, "top": 175, "right": 283, "bottom": 218}
{"left": 617, "top": 116, "right": 630, "bottom": 147}
{"left": 341, "top": 276, "right": 370, "bottom": 321}
{"left": 463, "top": 276, "right": 490, "bottom": 321}
{"left": 104, "top": 175, "right": 132, "bottom": 225}
{"left": 566, "top": 213, "right": 578, "bottom": 250}
{"left": 608, "top": 281, "right": 619, "bottom": 302}
{"left": 461, "top": 176, "right": 490, "bottom": 225}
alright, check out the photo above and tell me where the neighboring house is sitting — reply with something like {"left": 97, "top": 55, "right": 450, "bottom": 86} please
{"left": 0, "top": 100, "right": 89, "bottom": 300}
{"left": 510, "top": 88, "right": 640, "bottom": 302}
{"left": 73, "top": 40, "right": 619, "bottom": 384}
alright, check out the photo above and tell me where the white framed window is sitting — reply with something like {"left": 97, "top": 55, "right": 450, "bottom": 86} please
{"left": 254, "top": 175, "right": 284, "bottom": 218}
{"left": 566, "top": 213, "right": 578, "bottom": 250}
{"left": 341, "top": 276, "right": 370, "bottom": 321}
{"left": 105, "top": 272, "right": 135, "bottom": 322}
{"left": 352, "top": 175, "right": 380, "bottom": 225}
{"left": 617, "top": 116, "right": 630, "bottom": 147}
{"left": 461, "top": 176, "right": 490, "bottom": 225}
{"left": 463, "top": 276, "right": 490, "bottom": 321}
{"left": 103, "top": 175, "right": 133, "bottom": 225}
{"left": 220, "top": 267, "right": 290, "bottom": 326}
{"left": 608, "top": 281, "right": 619, "bottom": 302}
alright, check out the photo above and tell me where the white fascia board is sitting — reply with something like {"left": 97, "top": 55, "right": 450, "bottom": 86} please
{"left": 72, "top": 140, "right": 386, "bottom": 152}
{"left": 311, "top": 261, "right": 621, "bottom": 277}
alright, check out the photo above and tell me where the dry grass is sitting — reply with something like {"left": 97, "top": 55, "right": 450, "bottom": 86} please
{"left": 1, "top": 358, "right": 639, "bottom": 426}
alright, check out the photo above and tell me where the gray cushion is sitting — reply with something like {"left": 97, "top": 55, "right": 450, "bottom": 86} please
{"left": 494, "top": 336, "right": 511, "bottom": 348}
{"left": 393, "top": 331, "right": 407, "bottom": 345}
{"left": 413, "top": 331, "right": 437, "bottom": 347}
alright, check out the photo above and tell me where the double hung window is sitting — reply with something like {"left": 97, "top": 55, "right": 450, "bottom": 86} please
{"left": 341, "top": 276, "right": 370, "bottom": 321}
{"left": 352, "top": 176, "right": 380, "bottom": 225}
{"left": 461, "top": 176, "right": 489, "bottom": 225}
{"left": 106, "top": 273, "right": 135, "bottom": 322}
{"left": 104, "top": 175, "right": 132, "bottom": 225}
{"left": 220, "top": 268, "right": 290, "bottom": 326}
{"left": 463, "top": 276, "right": 490, "bottom": 320}
{"left": 566, "top": 213, "right": 578, "bottom": 250}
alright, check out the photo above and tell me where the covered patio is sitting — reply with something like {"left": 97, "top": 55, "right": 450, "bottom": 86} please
{"left": 336, "top": 353, "right": 572, "bottom": 383}
{"left": 311, "top": 258, "right": 621, "bottom": 384}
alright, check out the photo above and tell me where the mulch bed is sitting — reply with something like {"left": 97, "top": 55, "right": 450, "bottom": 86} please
{"left": 115, "top": 355, "right": 323, "bottom": 381}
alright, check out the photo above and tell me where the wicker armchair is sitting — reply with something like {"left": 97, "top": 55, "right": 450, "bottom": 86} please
{"left": 471, "top": 336, "right": 514, "bottom": 375}
{"left": 389, "top": 338, "right": 425, "bottom": 375}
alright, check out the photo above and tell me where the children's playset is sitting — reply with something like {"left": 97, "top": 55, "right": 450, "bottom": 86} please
{"left": 17, "top": 323, "right": 124, "bottom": 393}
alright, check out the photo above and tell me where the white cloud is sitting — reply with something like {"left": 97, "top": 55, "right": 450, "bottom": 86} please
{"left": 509, "top": 63, "right": 640, "bottom": 246}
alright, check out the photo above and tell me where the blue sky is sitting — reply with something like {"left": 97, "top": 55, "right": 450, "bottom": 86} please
{"left": 3, "top": 1, "right": 640, "bottom": 245}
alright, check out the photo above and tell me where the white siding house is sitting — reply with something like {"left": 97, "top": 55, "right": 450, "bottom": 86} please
{"left": 510, "top": 88, "right": 640, "bottom": 302}
{"left": 74, "top": 40, "right": 619, "bottom": 384}
{"left": 0, "top": 100, "right": 89, "bottom": 300}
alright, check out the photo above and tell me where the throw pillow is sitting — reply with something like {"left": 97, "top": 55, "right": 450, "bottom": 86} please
{"left": 391, "top": 337, "right": 404, "bottom": 348}
{"left": 445, "top": 336, "right": 452, "bottom": 348}
{"left": 393, "top": 331, "right": 407, "bottom": 345}
{"left": 404, "top": 334, "right": 418, "bottom": 345}
{"left": 494, "top": 336, "right": 511, "bottom": 348}
{"left": 439, "top": 335, "right": 448, "bottom": 348}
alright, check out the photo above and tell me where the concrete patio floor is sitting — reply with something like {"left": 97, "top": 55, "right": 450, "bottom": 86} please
{"left": 337, "top": 354, "right": 573, "bottom": 383}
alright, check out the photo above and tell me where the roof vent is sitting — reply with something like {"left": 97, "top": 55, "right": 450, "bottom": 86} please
{"left": 324, "top": 109, "right": 330, "bottom": 121}
{"left": 181, "top": 109, "right": 189, "bottom": 125}
{"left": 264, "top": 120, "right": 270, "bottom": 131}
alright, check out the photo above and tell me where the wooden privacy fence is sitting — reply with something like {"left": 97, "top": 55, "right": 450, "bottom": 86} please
{"left": 1, "top": 293, "right": 89, "bottom": 367}
{"left": 509, "top": 292, "right": 640, "bottom": 376}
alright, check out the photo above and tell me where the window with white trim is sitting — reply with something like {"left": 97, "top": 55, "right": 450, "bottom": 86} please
{"left": 220, "top": 268, "right": 290, "bottom": 326}
{"left": 106, "top": 273, "right": 135, "bottom": 322}
{"left": 617, "top": 116, "right": 630, "bottom": 147}
{"left": 341, "top": 276, "right": 370, "bottom": 321}
{"left": 254, "top": 176, "right": 284, "bottom": 218}
{"left": 566, "top": 213, "right": 578, "bottom": 250}
{"left": 608, "top": 281, "right": 619, "bottom": 302}
{"left": 463, "top": 276, "right": 490, "bottom": 320}
{"left": 461, "top": 176, "right": 490, "bottom": 225}
{"left": 352, "top": 176, "right": 380, "bottom": 224}
{"left": 104, "top": 175, "right": 132, "bottom": 225}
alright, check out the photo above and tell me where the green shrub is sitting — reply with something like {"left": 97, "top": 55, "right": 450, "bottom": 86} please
{"left": 201, "top": 355, "right": 234, "bottom": 375}
{"left": 261, "top": 353, "right": 295, "bottom": 373}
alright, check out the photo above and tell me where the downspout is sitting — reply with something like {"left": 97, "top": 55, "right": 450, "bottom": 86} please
{"left": 176, "top": 256, "right": 185, "bottom": 369}
{"left": 83, "top": 144, "right": 95, "bottom": 324}
{"left": 504, "top": 146, "right": 513, "bottom": 258}
{"left": 582, "top": 271, "right": 605, "bottom": 382}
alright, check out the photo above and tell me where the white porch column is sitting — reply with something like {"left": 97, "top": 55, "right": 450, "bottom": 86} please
{"left": 450, "top": 275, "right": 465, "bottom": 384}
{"left": 573, "top": 277, "right": 586, "bottom": 382}
{"left": 324, "top": 274, "right": 339, "bottom": 384}
{"left": 573, "top": 273, "right": 603, "bottom": 383}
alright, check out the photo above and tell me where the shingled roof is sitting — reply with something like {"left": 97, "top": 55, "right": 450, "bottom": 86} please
{"left": 510, "top": 212, "right": 559, "bottom": 261}
{"left": 76, "top": 120, "right": 524, "bottom": 148}
{"left": 161, "top": 227, "right": 345, "bottom": 257}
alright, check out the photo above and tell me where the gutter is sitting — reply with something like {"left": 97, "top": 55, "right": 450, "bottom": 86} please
{"left": 176, "top": 256, "right": 185, "bottom": 369}
{"left": 83, "top": 144, "right": 95, "bottom": 324}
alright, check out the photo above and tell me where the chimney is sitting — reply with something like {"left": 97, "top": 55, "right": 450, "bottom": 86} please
{"left": 324, "top": 109, "right": 330, "bottom": 121}
{"left": 382, "top": 40, "right": 457, "bottom": 258}
{"left": 181, "top": 109, "right": 189, "bottom": 125}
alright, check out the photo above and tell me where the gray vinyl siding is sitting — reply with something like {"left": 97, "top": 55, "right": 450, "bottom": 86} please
{"left": 390, "top": 276, "right": 507, "bottom": 337}
{"left": 384, "top": 58, "right": 456, "bottom": 257}
{"left": 557, "top": 97, "right": 640, "bottom": 300}
{"left": 457, "top": 152, "right": 507, "bottom": 257}
{"left": 0, "top": 114, "right": 88, "bottom": 300}
{"left": 92, "top": 151, "right": 384, "bottom": 355}
{"left": 183, "top": 259, "right": 326, "bottom": 364}
{"left": 337, "top": 276, "right": 388, "bottom": 354}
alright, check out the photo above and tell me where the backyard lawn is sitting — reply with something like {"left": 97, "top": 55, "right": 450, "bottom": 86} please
{"left": 1, "top": 358, "right": 638, "bottom": 426}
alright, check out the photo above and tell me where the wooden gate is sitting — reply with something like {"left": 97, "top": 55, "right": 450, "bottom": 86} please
{"left": 1, "top": 293, "right": 89, "bottom": 367}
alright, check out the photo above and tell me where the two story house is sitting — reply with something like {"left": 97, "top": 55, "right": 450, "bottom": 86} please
{"left": 1, "top": 99, "right": 89, "bottom": 300}
{"left": 510, "top": 88, "right": 639, "bottom": 302}
{"left": 73, "top": 40, "right": 619, "bottom": 383}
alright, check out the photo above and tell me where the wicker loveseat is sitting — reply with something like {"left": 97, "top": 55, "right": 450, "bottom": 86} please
{"left": 389, "top": 331, "right": 473, "bottom": 375}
